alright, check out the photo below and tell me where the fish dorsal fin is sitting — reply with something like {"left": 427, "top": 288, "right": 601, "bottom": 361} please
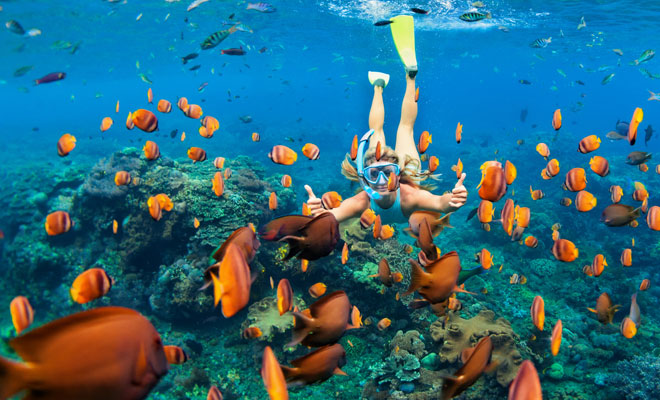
{"left": 211, "top": 272, "right": 225, "bottom": 307}
{"left": 466, "top": 207, "right": 478, "bottom": 221}
{"left": 308, "top": 291, "right": 346, "bottom": 317}
{"left": 404, "top": 259, "right": 430, "bottom": 296}
{"left": 461, "top": 347, "right": 475, "bottom": 364}
{"left": 289, "top": 345, "right": 330, "bottom": 367}
{"left": 10, "top": 307, "right": 138, "bottom": 362}
{"left": 288, "top": 312, "right": 315, "bottom": 347}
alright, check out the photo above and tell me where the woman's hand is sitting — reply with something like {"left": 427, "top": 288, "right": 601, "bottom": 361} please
{"left": 304, "top": 185, "right": 327, "bottom": 217}
{"left": 447, "top": 173, "right": 467, "bottom": 211}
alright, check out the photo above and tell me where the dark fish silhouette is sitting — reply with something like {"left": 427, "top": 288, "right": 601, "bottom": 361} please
{"left": 281, "top": 344, "right": 347, "bottom": 385}
{"left": 441, "top": 336, "right": 494, "bottom": 399}
{"left": 260, "top": 213, "right": 339, "bottom": 261}
{"left": 645, "top": 125, "right": 654, "bottom": 146}
{"left": 181, "top": 53, "right": 198, "bottom": 64}
{"left": 289, "top": 291, "right": 352, "bottom": 347}
{"left": 411, "top": 7, "right": 429, "bottom": 14}
{"left": 374, "top": 20, "right": 394, "bottom": 26}
{"left": 520, "top": 108, "right": 528, "bottom": 122}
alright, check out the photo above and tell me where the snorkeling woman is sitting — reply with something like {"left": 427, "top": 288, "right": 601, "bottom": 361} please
{"left": 304, "top": 15, "right": 467, "bottom": 225}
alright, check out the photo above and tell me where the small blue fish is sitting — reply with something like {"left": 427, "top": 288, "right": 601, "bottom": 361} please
{"left": 530, "top": 37, "right": 551, "bottom": 48}
{"left": 247, "top": 2, "right": 276, "bottom": 13}
{"left": 649, "top": 90, "right": 660, "bottom": 101}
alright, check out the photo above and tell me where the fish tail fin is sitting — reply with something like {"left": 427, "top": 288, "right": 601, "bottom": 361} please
{"left": 404, "top": 259, "right": 426, "bottom": 296}
{"left": 288, "top": 312, "right": 313, "bottom": 347}
{"left": 280, "top": 365, "right": 296, "bottom": 381}
{"left": 632, "top": 206, "right": 642, "bottom": 219}
{"left": 279, "top": 235, "right": 304, "bottom": 260}
{"left": 211, "top": 272, "right": 224, "bottom": 307}
{"left": 0, "top": 356, "right": 28, "bottom": 399}
{"left": 486, "top": 12, "right": 492, "bottom": 19}
{"left": 466, "top": 207, "right": 478, "bottom": 221}
{"left": 587, "top": 307, "right": 597, "bottom": 314}
{"left": 453, "top": 285, "right": 477, "bottom": 295}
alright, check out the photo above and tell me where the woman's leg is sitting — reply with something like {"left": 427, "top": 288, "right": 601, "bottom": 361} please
{"left": 394, "top": 74, "right": 419, "bottom": 167}
{"left": 368, "top": 85, "right": 386, "bottom": 149}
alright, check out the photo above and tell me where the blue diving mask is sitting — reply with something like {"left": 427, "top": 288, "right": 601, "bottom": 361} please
{"left": 356, "top": 129, "right": 400, "bottom": 199}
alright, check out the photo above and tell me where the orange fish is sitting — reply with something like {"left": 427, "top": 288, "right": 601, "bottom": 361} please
{"left": 115, "top": 100, "right": 119, "bottom": 113}
{"left": 177, "top": 97, "right": 188, "bottom": 111}
{"left": 261, "top": 346, "right": 289, "bottom": 400}
{"left": 379, "top": 224, "right": 394, "bottom": 240}
{"left": 184, "top": 104, "right": 203, "bottom": 119}
{"left": 451, "top": 158, "right": 463, "bottom": 180}
{"left": 163, "top": 345, "right": 188, "bottom": 365}
{"left": 350, "top": 135, "right": 358, "bottom": 160}
{"left": 552, "top": 108, "right": 561, "bottom": 130}
{"left": 529, "top": 186, "right": 544, "bottom": 200}
{"left": 551, "top": 319, "right": 562, "bottom": 356}
{"left": 639, "top": 163, "right": 649, "bottom": 172}
{"left": 657, "top": 164, "right": 660, "bottom": 174}
{"left": 198, "top": 126, "right": 213, "bottom": 138}
{"left": 212, "top": 172, "right": 224, "bottom": 197}
{"left": 147, "top": 196, "right": 162, "bottom": 221}
{"left": 620, "top": 317, "right": 637, "bottom": 339}
{"left": 224, "top": 168, "right": 232, "bottom": 180}
{"left": 591, "top": 254, "right": 607, "bottom": 277}
{"left": 620, "top": 248, "right": 632, "bottom": 266}
{"left": 589, "top": 155, "right": 610, "bottom": 177}
{"left": 243, "top": 326, "right": 263, "bottom": 339}
{"left": 56, "top": 133, "right": 76, "bottom": 157}
{"left": 475, "top": 248, "right": 494, "bottom": 270}
{"left": 350, "top": 305, "right": 363, "bottom": 329}
{"left": 415, "top": 87, "right": 420, "bottom": 102}
{"left": 114, "top": 171, "right": 131, "bottom": 186}
{"left": 508, "top": 360, "right": 542, "bottom": 400}
{"left": 563, "top": 168, "right": 587, "bottom": 192}
{"left": 125, "top": 111, "right": 134, "bottom": 129}
{"left": 301, "top": 259, "right": 309, "bottom": 272}
{"left": 373, "top": 215, "right": 382, "bottom": 239}
{"left": 514, "top": 206, "right": 530, "bottom": 228}
{"left": 10, "top": 296, "right": 34, "bottom": 335}
{"left": 155, "top": 193, "right": 173, "bottom": 211}
{"left": 477, "top": 162, "right": 507, "bottom": 202}
{"left": 417, "top": 131, "right": 432, "bottom": 154}
{"left": 187, "top": 147, "right": 207, "bottom": 163}
{"left": 404, "top": 251, "right": 464, "bottom": 304}
{"left": 45, "top": 211, "right": 72, "bottom": 236}
{"left": 143, "top": 140, "right": 160, "bottom": 160}
{"left": 639, "top": 279, "right": 650, "bottom": 291}
{"left": 147, "top": 88, "right": 153, "bottom": 103}
{"left": 455, "top": 122, "right": 462, "bottom": 144}
{"left": 100, "top": 117, "right": 113, "bottom": 132}
{"left": 536, "top": 143, "right": 550, "bottom": 159}
{"left": 575, "top": 190, "right": 597, "bottom": 212}
{"left": 360, "top": 208, "right": 377, "bottom": 229}
{"left": 277, "top": 279, "right": 293, "bottom": 316}
{"left": 375, "top": 141, "right": 382, "bottom": 161}
{"left": 302, "top": 143, "right": 320, "bottom": 160}
{"left": 477, "top": 200, "right": 495, "bottom": 225}
{"left": 544, "top": 158, "right": 560, "bottom": 179}
{"left": 0, "top": 306, "right": 169, "bottom": 400}
{"left": 582, "top": 265, "right": 594, "bottom": 277}
{"left": 180, "top": 131, "right": 186, "bottom": 141}
{"left": 588, "top": 292, "right": 620, "bottom": 325}
{"left": 632, "top": 188, "right": 649, "bottom": 202}
{"left": 610, "top": 185, "right": 623, "bottom": 203}
{"left": 308, "top": 282, "right": 327, "bottom": 298}
{"left": 112, "top": 219, "right": 118, "bottom": 234}
{"left": 211, "top": 243, "right": 253, "bottom": 318}
{"left": 194, "top": 217, "right": 200, "bottom": 228}
{"left": 628, "top": 107, "right": 643, "bottom": 145}
{"left": 428, "top": 156, "right": 439, "bottom": 173}
{"left": 252, "top": 132, "right": 261, "bottom": 142}
{"left": 552, "top": 237, "right": 578, "bottom": 262}
{"left": 132, "top": 109, "right": 158, "bottom": 132}
{"left": 208, "top": 386, "right": 223, "bottom": 400}
{"left": 341, "top": 242, "right": 349, "bottom": 265}
{"left": 504, "top": 160, "right": 517, "bottom": 185}
{"left": 302, "top": 203, "right": 312, "bottom": 216}
{"left": 269, "top": 192, "right": 278, "bottom": 210}
{"left": 377, "top": 318, "right": 391, "bottom": 331}
{"left": 646, "top": 206, "right": 660, "bottom": 230}
{"left": 523, "top": 236, "right": 538, "bottom": 248}
{"left": 500, "top": 199, "right": 515, "bottom": 236}
{"left": 559, "top": 197, "right": 572, "bottom": 206}
{"left": 214, "top": 157, "right": 225, "bottom": 169}
{"left": 322, "top": 191, "right": 342, "bottom": 209}
{"left": 442, "top": 336, "right": 494, "bottom": 399}
{"left": 531, "top": 295, "right": 544, "bottom": 331}
{"left": 157, "top": 99, "right": 172, "bottom": 113}
{"left": 281, "top": 175, "right": 292, "bottom": 187}
{"left": 578, "top": 135, "right": 601, "bottom": 153}
{"left": 70, "top": 268, "right": 113, "bottom": 304}
{"left": 269, "top": 145, "right": 298, "bottom": 165}
{"left": 270, "top": 276, "right": 274, "bottom": 289}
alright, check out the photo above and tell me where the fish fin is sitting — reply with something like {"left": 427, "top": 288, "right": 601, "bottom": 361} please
{"left": 466, "top": 207, "right": 478, "bottom": 222}
{"left": 367, "top": 274, "right": 379, "bottom": 278}
{"left": 0, "top": 356, "right": 28, "bottom": 400}
{"left": 403, "top": 227, "right": 418, "bottom": 239}
{"left": 404, "top": 259, "right": 428, "bottom": 296}
{"left": 132, "top": 343, "right": 149, "bottom": 385}
{"left": 198, "top": 281, "right": 212, "bottom": 291}
{"left": 587, "top": 307, "right": 597, "bottom": 314}
{"left": 453, "top": 285, "right": 476, "bottom": 295}
{"left": 211, "top": 272, "right": 224, "bottom": 307}
{"left": 334, "top": 367, "right": 348, "bottom": 376}
{"left": 279, "top": 235, "right": 305, "bottom": 260}
{"left": 461, "top": 347, "right": 475, "bottom": 364}
{"left": 280, "top": 365, "right": 296, "bottom": 380}
{"left": 287, "top": 312, "right": 313, "bottom": 347}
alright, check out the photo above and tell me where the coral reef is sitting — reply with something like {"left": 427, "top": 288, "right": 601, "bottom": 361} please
{"left": 607, "top": 355, "right": 660, "bottom": 400}
{"left": 240, "top": 296, "right": 306, "bottom": 342}
{"left": 430, "top": 309, "right": 524, "bottom": 386}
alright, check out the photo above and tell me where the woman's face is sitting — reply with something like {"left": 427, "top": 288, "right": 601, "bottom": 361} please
{"left": 365, "top": 161, "right": 398, "bottom": 197}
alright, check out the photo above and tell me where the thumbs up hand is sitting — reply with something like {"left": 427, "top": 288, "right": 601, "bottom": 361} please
{"left": 448, "top": 173, "right": 467, "bottom": 210}
{"left": 304, "top": 185, "right": 326, "bottom": 217}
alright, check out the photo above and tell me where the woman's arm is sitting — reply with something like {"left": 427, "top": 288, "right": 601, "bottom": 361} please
{"left": 411, "top": 173, "right": 468, "bottom": 213}
{"left": 304, "top": 185, "right": 369, "bottom": 224}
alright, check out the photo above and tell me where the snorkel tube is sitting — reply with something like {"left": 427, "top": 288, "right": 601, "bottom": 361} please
{"left": 356, "top": 129, "right": 381, "bottom": 200}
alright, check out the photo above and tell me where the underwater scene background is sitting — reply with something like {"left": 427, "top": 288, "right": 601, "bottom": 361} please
{"left": 0, "top": 0, "right": 659, "bottom": 398}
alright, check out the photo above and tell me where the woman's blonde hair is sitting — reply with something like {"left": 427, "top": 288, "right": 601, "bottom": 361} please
{"left": 341, "top": 145, "right": 436, "bottom": 191}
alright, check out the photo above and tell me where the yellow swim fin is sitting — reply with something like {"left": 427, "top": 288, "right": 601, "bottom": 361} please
{"left": 390, "top": 15, "right": 417, "bottom": 76}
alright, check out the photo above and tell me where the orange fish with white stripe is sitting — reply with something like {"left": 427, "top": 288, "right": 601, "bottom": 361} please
{"left": 578, "top": 135, "right": 601, "bottom": 153}
{"left": 302, "top": 143, "right": 320, "bottom": 160}
{"left": 551, "top": 231, "right": 578, "bottom": 262}
{"left": 455, "top": 122, "right": 462, "bottom": 144}
{"left": 504, "top": 160, "right": 517, "bottom": 185}
{"left": 10, "top": 296, "right": 34, "bottom": 334}
{"left": 589, "top": 155, "right": 610, "bottom": 177}
{"left": 70, "top": 268, "right": 114, "bottom": 304}
{"left": 212, "top": 172, "right": 224, "bottom": 196}
{"left": 477, "top": 162, "right": 507, "bottom": 202}
{"left": 551, "top": 319, "right": 562, "bottom": 356}
{"left": 132, "top": 109, "right": 159, "bottom": 132}
{"left": 57, "top": 133, "right": 76, "bottom": 157}
{"left": 163, "top": 345, "right": 188, "bottom": 365}
{"left": 531, "top": 295, "right": 544, "bottom": 330}
{"left": 269, "top": 145, "right": 298, "bottom": 165}
{"left": 269, "top": 192, "right": 277, "bottom": 210}
{"left": 552, "top": 109, "right": 561, "bottom": 130}
{"left": 143, "top": 140, "right": 160, "bottom": 160}
{"left": 114, "top": 171, "right": 131, "bottom": 186}
{"left": 45, "top": 211, "right": 73, "bottom": 236}
{"left": 620, "top": 248, "right": 632, "bottom": 266}
{"left": 575, "top": 190, "right": 597, "bottom": 212}
{"left": 157, "top": 99, "right": 172, "bottom": 113}
{"left": 100, "top": 117, "right": 113, "bottom": 132}
{"left": 536, "top": 143, "right": 550, "bottom": 159}
{"left": 563, "top": 168, "right": 587, "bottom": 192}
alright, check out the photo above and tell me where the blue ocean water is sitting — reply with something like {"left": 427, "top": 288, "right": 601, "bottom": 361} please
{"left": 0, "top": 0, "right": 659, "bottom": 399}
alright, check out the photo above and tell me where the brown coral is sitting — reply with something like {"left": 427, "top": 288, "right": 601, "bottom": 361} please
{"left": 430, "top": 309, "right": 523, "bottom": 386}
